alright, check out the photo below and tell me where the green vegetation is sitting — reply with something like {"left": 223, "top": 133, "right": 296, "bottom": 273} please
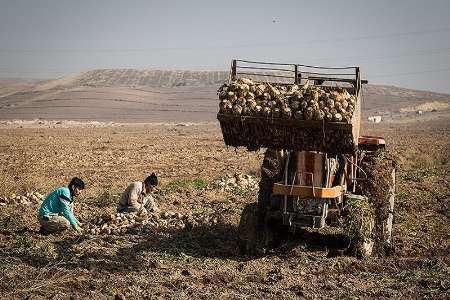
{"left": 3, "top": 234, "right": 58, "bottom": 262}
{"left": 396, "top": 259, "right": 449, "bottom": 295}
{"left": 163, "top": 177, "right": 209, "bottom": 192}
{"left": 232, "top": 186, "right": 253, "bottom": 198}
{"left": 0, "top": 260, "right": 11, "bottom": 272}
{"left": 192, "top": 178, "right": 209, "bottom": 190}
{"left": 401, "top": 167, "right": 442, "bottom": 182}
{"left": 343, "top": 195, "right": 374, "bottom": 243}
{"left": 84, "top": 188, "right": 121, "bottom": 207}
{"left": 0, "top": 214, "right": 28, "bottom": 235}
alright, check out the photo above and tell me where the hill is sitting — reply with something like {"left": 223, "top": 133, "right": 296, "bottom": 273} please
{"left": 0, "top": 69, "right": 449, "bottom": 123}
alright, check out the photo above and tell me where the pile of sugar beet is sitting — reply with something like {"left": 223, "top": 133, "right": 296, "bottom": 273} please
{"left": 218, "top": 78, "right": 357, "bottom": 123}
{"left": 84, "top": 210, "right": 227, "bottom": 236}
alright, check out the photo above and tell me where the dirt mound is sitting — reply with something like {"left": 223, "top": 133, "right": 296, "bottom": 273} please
{"left": 399, "top": 101, "right": 450, "bottom": 113}
{"left": 32, "top": 72, "right": 86, "bottom": 91}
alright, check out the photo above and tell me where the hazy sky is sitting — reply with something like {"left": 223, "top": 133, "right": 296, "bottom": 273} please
{"left": 1, "top": 0, "right": 450, "bottom": 93}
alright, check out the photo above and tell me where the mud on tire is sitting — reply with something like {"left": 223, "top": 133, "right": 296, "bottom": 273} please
{"left": 257, "top": 149, "right": 284, "bottom": 214}
{"left": 358, "top": 150, "right": 396, "bottom": 255}
{"left": 343, "top": 194, "right": 375, "bottom": 258}
{"left": 238, "top": 149, "right": 287, "bottom": 255}
{"left": 237, "top": 203, "right": 262, "bottom": 255}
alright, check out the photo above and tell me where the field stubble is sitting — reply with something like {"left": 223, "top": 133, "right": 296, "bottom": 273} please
{"left": 0, "top": 120, "right": 449, "bottom": 299}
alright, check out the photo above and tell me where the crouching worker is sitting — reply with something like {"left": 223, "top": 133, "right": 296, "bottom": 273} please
{"left": 38, "top": 177, "right": 85, "bottom": 234}
{"left": 117, "top": 173, "right": 158, "bottom": 214}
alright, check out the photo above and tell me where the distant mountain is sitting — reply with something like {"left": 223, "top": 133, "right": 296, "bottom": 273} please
{"left": 0, "top": 69, "right": 449, "bottom": 123}
{"left": 362, "top": 84, "right": 450, "bottom": 116}
{"left": 37, "top": 69, "right": 230, "bottom": 89}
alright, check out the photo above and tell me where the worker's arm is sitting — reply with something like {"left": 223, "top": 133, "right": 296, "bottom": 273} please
{"left": 127, "top": 184, "right": 142, "bottom": 209}
{"left": 59, "top": 193, "right": 81, "bottom": 231}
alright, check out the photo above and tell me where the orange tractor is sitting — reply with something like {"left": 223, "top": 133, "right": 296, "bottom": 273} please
{"left": 217, "top": 60, "right": 396, "bottom": 257}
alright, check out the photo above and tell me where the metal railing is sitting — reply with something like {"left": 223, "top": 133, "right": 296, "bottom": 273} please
{"left": 230, "top": 59, "right": 367, "bottom": 91}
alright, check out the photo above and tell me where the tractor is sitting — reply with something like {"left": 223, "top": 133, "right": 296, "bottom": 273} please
{"left": 217, "top": 59, "right": 396, "bottom": 257}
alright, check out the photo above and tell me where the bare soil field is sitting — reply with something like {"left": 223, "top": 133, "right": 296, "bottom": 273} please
{"left": 0, "top": 70, "right": 449, "bottom": 298}
{"left": 0, "top": 117, "right": 449, "bottom": 299}
{"left": 0, "top": 79, "right": 40, "bottom": 98}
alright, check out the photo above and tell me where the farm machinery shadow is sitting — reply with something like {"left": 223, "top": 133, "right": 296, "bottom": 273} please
{"left": 3, "top": 222, "right": 356, "bottom": 275}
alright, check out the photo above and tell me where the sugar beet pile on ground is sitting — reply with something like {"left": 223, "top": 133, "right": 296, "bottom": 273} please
{"left": 0, "top": 191, "right": 44, "bottom": 206}
{"left": 83, "top": 174, "right": 259, "bottom": 235}
{"left": 85, "top": 210, "right": 186, "bottom": 235}
{"left": 218, "top": 78, "right": 357, "bottom": 122}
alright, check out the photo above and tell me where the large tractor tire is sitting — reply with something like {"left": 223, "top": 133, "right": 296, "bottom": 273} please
{"left": 343, "top": 194, "right": 375, "bottom": 258}
{"left": 258, "top": 149, "right": 284, "bottom": 214}
{"left": 238, "top": 149, "right": 286, "bottom": 255}
{"left": 237, "top": 203, "right": 264, "bottom": 255}
{"left": 257, "top": 149, "right": 290, "bottom": 249}
{"left": 358, "top": 150, "right": 396, "bottom": 255}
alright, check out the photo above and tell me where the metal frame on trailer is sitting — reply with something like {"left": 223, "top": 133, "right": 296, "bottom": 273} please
{"left": 230, "top": 59, "right": 367, "bottom": 98}
{"left": 218, "top": 59, "right": 369, "bottom": 155}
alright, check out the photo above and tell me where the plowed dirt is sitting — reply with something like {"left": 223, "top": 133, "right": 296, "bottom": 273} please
{"left": 0, "top": 119, "right": 449, "bottom": 299}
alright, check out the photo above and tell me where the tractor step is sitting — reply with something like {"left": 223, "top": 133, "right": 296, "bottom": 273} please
{"left": 283, "top": 212, "right": 325, "bottom": 229}
{"left": 282, "top": 207, "right": 340, "bottom": 229}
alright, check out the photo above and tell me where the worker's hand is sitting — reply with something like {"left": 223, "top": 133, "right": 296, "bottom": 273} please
{"left": 74, "top": 225, "right": 83, "bottom": 233}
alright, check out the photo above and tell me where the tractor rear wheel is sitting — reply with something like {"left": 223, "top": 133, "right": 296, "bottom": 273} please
{"left": 238, "top": 149, "right": 285, "bottom": 255}
{"left": 343, "top": 193, "right": 375, "bottom": 257}
{"left": 258, "top": 149, "right": 284, "bottom": 214}
{"left": 358, "top": 150, "right": 396, "bottom": 255}
{"left": 237, "top": 203, "right": 264, "bottom": 255}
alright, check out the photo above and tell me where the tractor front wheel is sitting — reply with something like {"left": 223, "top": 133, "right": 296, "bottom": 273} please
{"left": 237, "top": 203, "right": 264, "bottom": 255}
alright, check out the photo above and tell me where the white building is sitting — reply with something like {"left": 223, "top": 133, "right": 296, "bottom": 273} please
{"left": 368, "top": 116, "right": 382, "bottom": 123}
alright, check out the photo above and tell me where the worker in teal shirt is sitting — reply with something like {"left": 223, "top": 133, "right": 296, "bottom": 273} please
{"left": 38, "top": 177, "right": 85, "bottom": 234}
